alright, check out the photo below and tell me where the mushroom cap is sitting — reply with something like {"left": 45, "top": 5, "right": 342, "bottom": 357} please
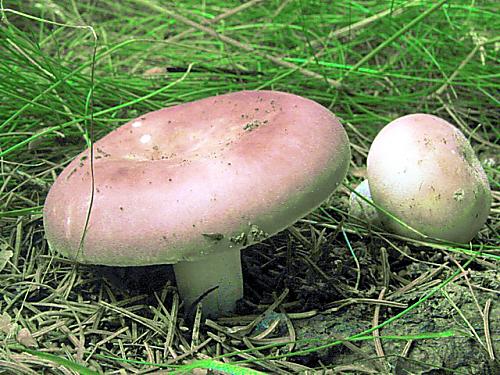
{"left": 44, "top": 90, "right": 350, "bottom": 265}
{"left": 348, "top": 179, "right": 380, "bottom": 226}
{"left": 367, "top": 113, "right": 491, "bottom": 243}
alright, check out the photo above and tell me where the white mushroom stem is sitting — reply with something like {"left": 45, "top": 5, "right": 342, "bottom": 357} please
{"left": 173, "top": 249, "right": 243, "bottom": 316}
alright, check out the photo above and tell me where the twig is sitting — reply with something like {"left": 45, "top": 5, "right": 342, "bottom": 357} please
{"left": 279, "top": 306, "right": 296, "bottom": 353}
{"left": 401, "top": 340, "right": 413, "bottom": 358}
{"left": 441, "top": 289, "right": 486, "bottom": 351}
{"left": 372, "top": 288, "right": 386, "bottom": 365}
{"left": 380, "top": 247, "right": 390, "bottom": 290}
{"left": 131, "top": 0, "right": 266, "bottom": 73}
{"left": 191, "top": 303, "right": 202, "bottom": 350}
{"left": 342, "top": 229, "right": 361, "bottom": 290}
{"left": 339, "top": 0, "right": 448, "bottom": 83}
{"left": 448, "top": 255, "right": 484, "bottom": 319}
{"left": 437, "top": 97, "right": 500, "bottom": 150}
{"left": 210, "top": 333, "right": 286, "bottom": 374}
{"left": 329, "top": 332, "right": 384, "bottom": 372}
{"left": 325, "top": 297, "right": 406, "bottom": 313}
{"left": 389, "top": 262, "right": 448, "bottom": 299}
{"left": 483, "top": 299, "right": 495, "bottom": 361}
{"left": 135, "top": 0, "right": 342, "bottom": 88}
{"left": 321, "top": 0, "right": 423, "bottom": 43}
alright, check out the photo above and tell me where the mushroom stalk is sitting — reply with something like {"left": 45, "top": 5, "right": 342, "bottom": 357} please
{"left": 173, "top": 249, "right": 243, "bottom": 316}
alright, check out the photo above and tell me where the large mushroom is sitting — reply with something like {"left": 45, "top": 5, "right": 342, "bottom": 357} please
{"left": 43, "top": 90, "right": 351, "bottom": 316}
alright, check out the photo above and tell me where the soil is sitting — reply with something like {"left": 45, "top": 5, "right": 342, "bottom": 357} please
{"left": 292, "top": 278, "right": 499, "bottom": 374}
{"left": 96, "top": 228, "right": 499, "bottom": 374}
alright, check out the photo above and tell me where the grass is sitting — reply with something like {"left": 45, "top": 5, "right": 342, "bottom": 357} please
{"left": 1, "top": 0, "right": 499, "bottom": 373}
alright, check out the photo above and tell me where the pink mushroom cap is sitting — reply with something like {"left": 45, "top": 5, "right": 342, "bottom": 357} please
{"left": 44, "top": 90, "right": 350, "bottom": 266}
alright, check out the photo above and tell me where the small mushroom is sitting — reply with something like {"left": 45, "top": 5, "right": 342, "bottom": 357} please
{"left": 367, "top": 113, "right": 491, "bottom": 243}
{"left": 43, "top": 90, "right": 351, "bottom": 316}
{"left": 348, "top": 179, "right": 380, "bottom": 226}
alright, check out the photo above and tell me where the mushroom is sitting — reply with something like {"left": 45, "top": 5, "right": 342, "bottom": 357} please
{"left": 367, "top": 113, "right": 491, "bottom": 243}
{"left": 43, "top": 91, "right": 351, "bottom": 316}
{"left": 348, "top": 179, "right": 381, "bottom": 226}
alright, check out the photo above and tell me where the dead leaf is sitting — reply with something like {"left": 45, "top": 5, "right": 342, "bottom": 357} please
{"left": 0, "top": 313, "right": 12, "bottom": 335}
{"left": 144, "top": 67, "right": 166, "bottom": 76}
{"left": 0, "top": 249, "right": 13, "bottom": 272}
{"left": 351, "top": 167, "right": 367, "bottom": 178}
{"left": 17, "top": 328, "right": 37, "bottom": 348}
